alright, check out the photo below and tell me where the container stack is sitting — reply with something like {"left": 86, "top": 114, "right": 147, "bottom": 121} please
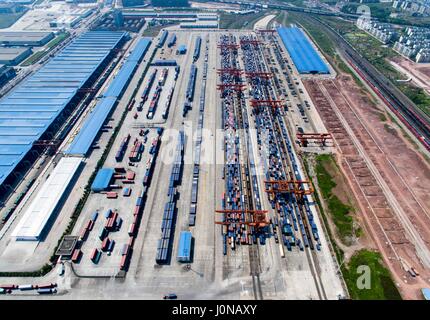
{"left": 155, "top": 131, "right": 184, "bottom": 264}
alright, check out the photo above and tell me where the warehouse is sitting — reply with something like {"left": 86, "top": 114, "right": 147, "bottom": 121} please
{"left": 0, "top": 47, "right": 32, "bottom": 66}
{"left": 50, "top": 16, "right": 82, "bottom": 29}
{"left": 179, "top": 22, "right": 219, "bottom": 29}
{"left": 91, "top": 168, "right": 114, "bottom": 192}
{"left": 10, "top": 157, "right": 82, "bottom": 241}
{"left": 0, "top": 64, "right": 16, "bottom": 87}
{"left": 64, "top": 38, "right": 152, "bottom": 156}
{"left": 196, "top": 13, "right": 218, "bottom": 21}
{"left": 276, "top": 26, "right": 329, "bottom": 74}
{"left": 152, "top": 59, "right": 177, "bottom": 66}
{"left": 0, "top": 31, "right": 126, "bottom": 191}
{"left": 0, "top": 31, "right": 54, "bottom": 46}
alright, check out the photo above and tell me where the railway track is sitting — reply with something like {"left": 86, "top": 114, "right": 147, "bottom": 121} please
{"left": 303, "top": 76, "right": 430, "bottom": 290}
{"left": 300, "top": 15, "right": 430, "bottom": 152}
{"left": 239, "top": 32, "right": 328, "bottom": 299}
{"left": 317, "top": 79, "right": 430, "bottom": 268}
{"left": 218, "top": 34, "right": 263, "bottom": 299}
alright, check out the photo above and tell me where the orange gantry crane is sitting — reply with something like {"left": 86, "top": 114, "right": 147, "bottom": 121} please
{"left": 215, "top": 209, "right": 269, "bottom": 228}
{"left": 217, "top": 68, "right": 243, "bottom": 76}
{"left": 240, "top": 39, "right": 261, "bottom": 46}
{"left": 264, "top": 180, "right": 314, "bottom": 203}
{"left": 296, "top": 133, "right": 333, "bottom": 147}
{"left": 245, "top": 71, "right": 272, "bottom": 79}
{"left": 217, "top": 43, "right": 239, "bottom": 50}
{"left": 216, "top": 83, "right": 246, "bottom": 91}
{"left": 250, "top": 99, "right": 284, "bottom": 109}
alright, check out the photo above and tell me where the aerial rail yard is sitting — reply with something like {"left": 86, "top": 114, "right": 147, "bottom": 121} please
{"left": 0, "top": 3, "right": 429, "bottom": 303}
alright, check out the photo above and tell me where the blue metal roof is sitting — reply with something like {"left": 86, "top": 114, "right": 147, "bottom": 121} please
{"left": 276, "top": 26, "right": 329, "bottom": 74}
{"left": 64, "top": 38, "right": 151, "bottom": 156}
{"left": 0, "top": 31, "right": 126, "bottom": 186}
{"left": 91, "top": 168, "right": 114, "bottom": 192}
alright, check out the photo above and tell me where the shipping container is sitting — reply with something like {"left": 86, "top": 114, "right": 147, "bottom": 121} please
{"left": 91, "top": 211, "right": 98, "bottom": 222}
{"left": 177, "top": 231, "right": 192, "bottom": 263}
{"left": 71, "top": 249, "right": 81, "bottom": 263}
{"left": 37, "top": 288, "right": 57, "bottom": 294}
{"left": 90, "top": 248, "right": 101, "bottom": 264}
{"left": 106, "top": 192, "right": 118, "bottom": 199}
{"left": 18, "top": 284, "right": 33, "bottom": 291}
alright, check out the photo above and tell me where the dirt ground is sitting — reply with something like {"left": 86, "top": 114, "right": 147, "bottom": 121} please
{"left": 391, "top": 56, "right": 430, "bottom": 95}
{"left": 311, "top": 155, "right": 371, "bottom": 261}
{"left": 304, "top": 69, "right": 430, "bottom": 299}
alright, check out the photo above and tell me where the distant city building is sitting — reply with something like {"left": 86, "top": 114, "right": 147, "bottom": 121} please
{"left": 356, "top": 16, "right": 398, "bottom": 44}
{"left": 392, "top": 0, "right": 430, "bottom": 16}
{"left": 393, "top": 26, "right": 430, "bottom": 62}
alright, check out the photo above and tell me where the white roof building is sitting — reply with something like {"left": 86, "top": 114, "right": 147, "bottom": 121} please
{"left": 11, "top": 157, "right": 82, "bottom": 241}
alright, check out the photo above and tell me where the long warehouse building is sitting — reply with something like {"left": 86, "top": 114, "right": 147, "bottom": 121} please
{"left": 11, "top": 157, "right": 82, "bottom": 241}
{"left": 276, "top": 26, "right": 329, "bottom": 74}
{"left": 64, "top": 37, "right": 152, "bottom": 156}
{"left": 0, "top": 31, "right": 126, "bottom": 191}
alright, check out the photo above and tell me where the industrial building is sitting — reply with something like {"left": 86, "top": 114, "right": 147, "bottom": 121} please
{"left": 64, "top": 37, "right": 152, "bottom": 156}
{"left": 0, "top": 64, "right": 16, "bottom": 87}
{"left": 0, "top": 31, "right": 126, "bottom": 191}
{"left": 11, "top": 157, "right": 82, "bottom": 241}
{"left": 179, "top": 21, "right": 219, "bottom": 29}
{"left": 50, "top": 16, "right": 82, "bottom": 29}
{"left": 91, "top": 168, "right": 114, "bottom": 192}
{"left": 0, "top": 47, "right": 32, "bottom": 65}
{"left": 277, "top": 26, "right": 329, "bottom": 74}
{"left": 0, "top": 31, "right": 54, "bottom": 46}
{"left": 152, "top": 59, "right": 177, "bottom": 66}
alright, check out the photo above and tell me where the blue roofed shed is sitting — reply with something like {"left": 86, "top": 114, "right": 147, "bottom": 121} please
{"left": 91, "top": 168, "right": 114, "bottom": 192}
{"left": 276, "top": 26, "right": 329, "bottom": 74}
{"left": 0, "top": 31, "right": 126, "bottom": 188}
{"left": 64, "top": 38, "right": 151, "bottom": 157}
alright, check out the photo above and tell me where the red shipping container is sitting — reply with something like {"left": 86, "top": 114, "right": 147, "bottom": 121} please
{"left": 71, "top": 249, "right": 81, "bottom": 263}
{"left": 90, "top": 248, "right": 98, "bottom": 261}
{"left": 80, "top": 228, "right": 88, "bottom": 241}
{"left": 102, "top": 238, "right": 110, "bottom": 251}
{"left": 120, "top": 255, "right": 127, "bottom": 270}
{"left": 126, "top": 171, "right": 135, "bottom": 180}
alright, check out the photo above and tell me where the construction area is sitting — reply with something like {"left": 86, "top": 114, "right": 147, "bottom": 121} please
{"left": 0, "top": 7, "right": 429, "bottom": 300}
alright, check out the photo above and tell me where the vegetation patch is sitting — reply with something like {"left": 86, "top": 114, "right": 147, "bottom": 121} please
{"left": 219, "top": 11, "right": 267, "bottom": 29}
{"left": 342, "top": 249, "right": 402, "bottom": 300}
{"left": 21, "top": 32, "right": 69, "bottom": 66}
{"left": 315, "top": 154, "right": 358, "bottom": 244}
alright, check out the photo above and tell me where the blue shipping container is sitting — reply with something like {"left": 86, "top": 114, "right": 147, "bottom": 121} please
{"left": 177, "top": 231, "right": 192, "bottom": 263}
